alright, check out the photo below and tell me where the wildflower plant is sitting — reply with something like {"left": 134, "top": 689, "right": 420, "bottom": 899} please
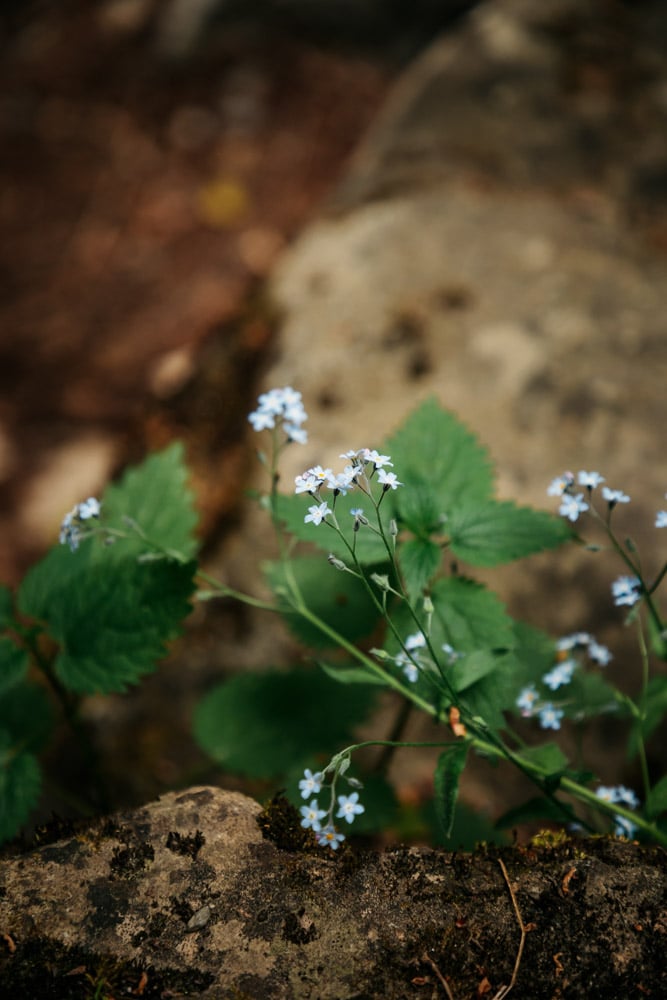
{"left": 1, "top": 391, "right": 666, "bottom": 852}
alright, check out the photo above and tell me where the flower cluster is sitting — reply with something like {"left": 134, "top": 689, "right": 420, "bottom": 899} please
{"left": 379, "top": 632, "right": 460, "bottom": 684}
{"left": 595, "top": 784, "right": 640, "bottom": 838}
{"left": 516, "top": 631, "right": 612, "bottom": 730}
{"left": 297, "top": 767, "right": 364, "bottom": 849}
{"left": 295, "top": 448, "right": 402, "bottom": 526}
{"left": 59, "top": 497, "right": 102, "bottom": 552}
{"left": 547, "top": 469, "right": 632, "bottom": 523}
{"left": 248, "top": 386, "right": 308, "bottom": 443}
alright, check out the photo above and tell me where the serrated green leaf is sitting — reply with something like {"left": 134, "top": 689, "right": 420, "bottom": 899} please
{"left": 448, "top": 501, "right": 573, "bottom": 567}
{"left": 265, "top": 556, "right": 381, "bottom": 649}
{"left": 318, "top": 661, "right": 387, "bottom": 686}
{"left": 0, "top": 585, "right": 13, "bottom": 631}
{"left": 101, "top": 443, "right": 199, "bottom": 561}
{"left": 399, "top": 538, "right": 442, "bottom": 602}
{"left": 434, "top": 741, "right": 469, "bottom": 839}
{"left": 393, "top": 475, "right": 443, "bottom": 535}
{"left": 274, "top": 492, "right": 388, "bottom": 565}
{"left": 21, "top": 556, "right": 195, "bottom": 694}
{"left": 383, "top": 399, "right": 494, "bottom": 509}
{"left": 456, "top": 651, "right": 520, "bottom": 729}
{"left": 0, "top": 637, "right": 29, "bottom": 694}
{"left": 0, "top": 734, "right": 41, "bottom": 842}
{"left": 448, "top": 649, "right": 502, "bottom": 693}
{"left": 194, "top": 667, "right": 377, "bottom": 779}
{"left": 430, "top": 577, "right": 515, "bottom": 652}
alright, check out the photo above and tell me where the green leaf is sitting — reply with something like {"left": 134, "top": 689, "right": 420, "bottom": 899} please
{"left": 448, "top": 649, "right": 503, "bottom": 693}
{"left": 0, "top": 585, "right": 13, "bottom": 631}
{"left": 647, "top": 775, "right": 667, "bottom": 818}
{"left": 20, "top": 555, "right": 196, "bottom": 694}
{"left": 101, "top": 442, "right": 199, "bottom": 561}
{"left": 447, "top": 501, "right": 572, "bottom": 567}
{"left": 563, "top": 672, "right": 620, "bottom": 721}
{"left": 456, "top": 651, "right": 520, "bottom": 730}
{"left": 318, "top": 661, "right": 387, "bottom": 686}
{"left": 508, "top": 621, "right": 558, "bottom": 693}
{"left": 383, "top": 398, "right": 494, "bottom": 509}
{"left": 430, "top": 577, "right": 515, "bottom": 652}
{"left": 194, "top": 667, "right": 377, "bottom": 779}
{"left": 0, "top": 733, "right": 42, "bottom": 842}
{"left": 264, "top": 556, "right": 381, "bottom": 649}
{"left": 434, "top": 741, "right": 470, "bottom": 839}
{"left": 628, "top": 676, "right": 667, "bottom": 760}
{"left": 392, "top": 475, "right": 443, "bottom": 535}
{"left": 518, "top": 742, "right": 569, "bottom": 775}
{"left": 398, "top": 538, "right": 442, "bottom": 602}
{"left": 0, "top": 637, "right": 29, "bottom": 694}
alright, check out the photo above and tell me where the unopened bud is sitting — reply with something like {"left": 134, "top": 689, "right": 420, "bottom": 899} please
{"left": 328, "top": 553, "right": 348, "bottom": 571}
{"left": 371, "top": 573, "right": 390, "bottom": 591}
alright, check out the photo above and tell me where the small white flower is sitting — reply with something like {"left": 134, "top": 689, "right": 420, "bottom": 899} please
{"left": 577, "top": 470, "right": 605, "bottom": 489}
{"left": 336, "top": 792, "right": 365, "bottom": 824}
{"left": 377, "top": 469, "right": 403, "bottom": 490}
{"left": 405, "top": 632, "right": 426, "bottom": 651}
{"left": 298, "top": 769, "right": 324, "bottom": 799}
{"left": 558, "top": 493, "right": 589, "bottom": 522}
{"left": 656, "top": 511, "right": 667, "bottom": 528}
{"left": 304, "top": 502, "right": 332, "bottom": 526}
{"left": 300, "top": 799, "right": 327, "bottom": 832}
{"left": 547, "top": 472, "right": 574, "bottom": 497}
{"left": 601, "top": 487, "right": 630, "bottom": 505}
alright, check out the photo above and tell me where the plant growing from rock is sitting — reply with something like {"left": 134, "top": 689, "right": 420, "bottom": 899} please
{"left": 1, "top": 389, "right": 666, "bottom": 849}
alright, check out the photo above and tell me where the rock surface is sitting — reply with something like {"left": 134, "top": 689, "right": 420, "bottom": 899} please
{"left": 246, "top": 0, "right": 667, "bottom": 646}
{"left": 1, "top": 786, "right": 666, "bottom": 999}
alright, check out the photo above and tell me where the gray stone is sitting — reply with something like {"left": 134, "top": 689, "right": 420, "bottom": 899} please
{"left": 249, "top": 0, "right": 667, "bottom": 643}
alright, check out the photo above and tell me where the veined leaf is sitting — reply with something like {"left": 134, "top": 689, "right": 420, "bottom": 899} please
{"left": 449, "top": 649, "right": 503, "bottom": 693}
{"left": 100, "top": 442, "right": 199, "bottom": 561}
{"left": 382, "top": 399, "right": 494, "bottom": 509}
{"left": 448, "top": 501, "right": 573, "bottom": 567}
{"left": 264, "top": 556, "right": 381, "bottom": 649}
{"left": 456, "top": 651, "right": 520, "bottom": 730}
{"left": 434, "top": 741, "right": 470, "bottom": 839}
{"left": 20, "top": 555, "right": 196, "bottom": 694}
{"left": 194, "top": 667, "right": 376, "bottom": 779}
{"left": 398, "top": 538, "right": 442, "bottom": 602}
{"left": 430, "top": 577, "right": 514, "bottom": 652}
{"left": 393, "top": 476, "right": 443, "bottom": 535}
